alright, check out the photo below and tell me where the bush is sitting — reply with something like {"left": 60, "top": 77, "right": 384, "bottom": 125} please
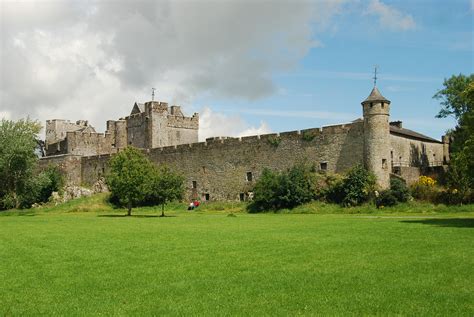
{"left": 436, "top": 188, "right": 474, "bottom": 205}
{"left": 410, "top": 176, "right": 439, "bottom": 202}
{"left": 324, "top": 176, "right": 346, "bottom": 204}
{"left": 324, "top": 165, "right": 375, "bottom": 207}
{"left": 0, "top": 166, "right": 66, "bottom": 209}
{"left": 248, "top": 164, "right": 317, "bottom": 212}
{"left": 375, "top": 190, "right": 398, "bottom": 208}
{"left": 390, "top": 177, "right": 410, "bottom": 203}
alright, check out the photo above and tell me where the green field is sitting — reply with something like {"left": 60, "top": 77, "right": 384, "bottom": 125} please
{"left": 1, "top": 196, "right": 473, "bottom": 315}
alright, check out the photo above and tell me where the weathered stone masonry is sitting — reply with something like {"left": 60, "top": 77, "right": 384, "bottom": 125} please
{"left": 40, "top": 87, "right": 449, "bottom": 201}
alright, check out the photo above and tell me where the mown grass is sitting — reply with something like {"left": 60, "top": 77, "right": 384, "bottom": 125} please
{"left": 0, "top": 195, "right": 473, "bottom": 315}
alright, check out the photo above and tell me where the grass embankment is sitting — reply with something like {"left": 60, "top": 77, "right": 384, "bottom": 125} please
{"left": 0, "top": 195, "right": 473, "bottom": 315}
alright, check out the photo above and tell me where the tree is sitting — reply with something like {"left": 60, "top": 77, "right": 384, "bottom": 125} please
{"left": 0, "top": 118, "right": 42, "bottom": 209}
{"left": 434, "top": 74, "right": 473, "bottom": 121}
{"left": 146, "top": 165, "right": 184, "bottom": 217}
{"left": 106, "top": 147, "right": 155, "bottom": 216}
{"left": 434, "top": 74, "right": 474, "bottom": 153}
{"left": 434, "top": 74, "right": 474, "bottom": 199}
{"left": 249, "top": 164, "right": 316, "bottom": 212}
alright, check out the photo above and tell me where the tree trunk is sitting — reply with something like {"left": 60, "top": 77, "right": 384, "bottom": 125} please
{"left": 161, "top": 204, "right": 165, "bottom": 217}
{"left": 127, "top": 202, "right": 132, "bottom": 216}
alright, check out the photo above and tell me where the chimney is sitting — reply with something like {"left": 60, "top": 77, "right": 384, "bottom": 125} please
{"left": 390, "top": 121, "right": 403, "bottom": 129}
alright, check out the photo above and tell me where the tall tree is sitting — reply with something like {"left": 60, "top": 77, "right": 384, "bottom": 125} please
{"left": 434, "top": 74, "right": 474, "bottom": 195}
{"left": 146, "top": 165, "right": 184, "bottom": 217}
{"left": 434, "top": 74, "right": 473, "bottom": 121}
{"left": 106, "top": 147, "right": 155, "bottom": 216}
{"left": 0, "top": 118, "right": 42, "bottom": 209}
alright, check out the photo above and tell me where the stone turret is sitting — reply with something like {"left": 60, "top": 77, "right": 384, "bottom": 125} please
{"left": 362, "top": 87, "right": 391, "bottom": 189}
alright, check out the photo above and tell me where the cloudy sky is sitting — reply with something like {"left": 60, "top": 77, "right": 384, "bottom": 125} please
{"left": 0, "top": 0, "right": 472, "bottom": 141}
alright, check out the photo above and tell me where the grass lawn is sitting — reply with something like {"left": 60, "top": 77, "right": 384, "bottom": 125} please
{"left": 1, "top": 196, "right": 473, "bottom": 315}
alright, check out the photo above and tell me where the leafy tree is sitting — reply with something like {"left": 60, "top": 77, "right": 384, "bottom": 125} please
{"left": 390, "top": 177, "right": 410, "bottom": 203}
{"left": 434, "top": 74, "right": 474, "bottom": 153}
{"left": 339, "top": 165, "right": 376, "bottom": 207}
{"left": 106, "top": 147, "right": 155, "bottom": 216}
{"left": 36, "top": 165, "right": 65, "bottom": 203}
{"left": 0, "top": 118, "right": 42, "bottom": 209}
{"left": 249, "top": 164, "right": 316, "bottom": 212}
{"left": 248, "top": 168, "right": 280, "bottom": 212}
{"left": 145, "top": 165, "right": 184, "bottom": 217}
{"left": 324, "top": 165, "right": 375, "bottom": 206}
{"left": 434, "top": 74, "right": 474, "bottom": 196}
{"left": 434, "top": 74, "right": 473, "bottom": 121}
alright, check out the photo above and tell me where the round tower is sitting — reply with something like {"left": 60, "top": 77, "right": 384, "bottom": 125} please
{"left": 361, "top": 87, "right": 391, "bottom": 189}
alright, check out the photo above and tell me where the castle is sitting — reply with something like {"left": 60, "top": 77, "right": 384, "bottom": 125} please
{"left": 45, "top": 101, "right": 199, "bottom": 156}
{"left": 40, "top": 87, "right": 449, "bottom": 201}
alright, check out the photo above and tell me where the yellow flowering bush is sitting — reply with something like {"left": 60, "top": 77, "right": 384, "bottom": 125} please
{"left": 410, "top": 176, "right": 439, "bottom": 201}
{"left": 418, "top": 176, "right": 436, "bottom": 187}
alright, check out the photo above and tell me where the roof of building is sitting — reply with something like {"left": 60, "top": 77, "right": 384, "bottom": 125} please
{"left": 362, "top": 86, "right": 390, "bottom": 104}
{"left": 390, "top": 125, "right": 442, "bottom": 143}
{"left": 131, "top": 102, "right": 145, "bottom": 115}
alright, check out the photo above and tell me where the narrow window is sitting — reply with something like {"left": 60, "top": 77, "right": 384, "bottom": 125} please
{"left": 205, "top": 193, "right": 210, "bottom": 201}
{"left": 370, "top": 102, "right": 373, "bottom": 108}
{"left": 192, "top": 181, "right": 197, "bottom": 189}
{"left": 246, "top": 172, "right": 253, "bottom": 182}
{"left": 320, "top": 162, "right": 328, "bottom": 171}
{"left": 382, "top": 159, "right": 387, "bottom": 169}
{"left": 239, "top": 193, "right": 245, "bottom": 201}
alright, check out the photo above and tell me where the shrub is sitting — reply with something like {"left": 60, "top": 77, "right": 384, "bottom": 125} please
{"left": 418, "top": 175, "right": 437, "bottom": 186}
{"left": 321, "top": 166, "right": 375, "bottom": 207}
{"left": 267, "top": 136, "right": 281, "bottom": 147}
{"left": 301, "top": 131, "right": 316, "bottom": 142}
{"left": 375, "top": 190, "right": 398, "bottom": 208}
{"left": 436, "top": 188, "right": 474, "bottom": 205}
{"left": 410, "top": 176, "right": 439, "bottom": 202}
{"left": 248, "top": 164, "right": 317, "bottom": 212}
{"left": 390, "top": 177, "right": 410, "bottom": 203}
{"left": 324, "top": 176, "right": 346, "bottom": 204}
{"left": 341, "top": 165, "right": 376, "bottom": 206}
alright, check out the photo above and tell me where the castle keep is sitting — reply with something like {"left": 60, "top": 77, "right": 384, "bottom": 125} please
{"left": 41, "top": 87, "right": 449, "bottom": 201}
{"left": 45, "top": 101, "right": 199, "bottom": 156}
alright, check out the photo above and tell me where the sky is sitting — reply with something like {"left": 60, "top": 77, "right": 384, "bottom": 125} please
{"left": 0, "top": 0, "right": 473, "bottom": 141}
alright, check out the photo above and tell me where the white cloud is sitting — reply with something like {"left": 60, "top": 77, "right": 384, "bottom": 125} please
{"left": 366, "top": 0, "right": 416, "bottom": 31}
{"left": 0, "top": 0, "right": 349, "bottom": 137}
{"left": 0, "top": 111, "right": 11, "bottom": 120}
{"left": 198, "top": 107, "right": 272, "bottom": 141}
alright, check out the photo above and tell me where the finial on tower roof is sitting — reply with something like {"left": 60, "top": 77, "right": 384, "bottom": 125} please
{"left": 151, "top": 88, "right": 156, "bottom": 101}
{"left": 373, "top": 65, "right": 378, "bottom": 87}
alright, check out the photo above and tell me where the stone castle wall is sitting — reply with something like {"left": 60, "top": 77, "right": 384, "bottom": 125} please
{"left": 38, "top": 154, "right": 83, "bottom": 185}
{"left": 44, "top": 101, "right": 199, "bottom": 157}
{"left": 127, "top": 112, "right": 149, "bottom": 148}
{"left": 45, "top": 119, "right": 95, "bottom": 145}
{"left": 390, "top": 134, "right": 444, "bottom": 168}
{"left": 40, "top": 118, "right": 448, "bottom": 201}
{"left": 78, "top": 122, "right": 365, "bottom": 201}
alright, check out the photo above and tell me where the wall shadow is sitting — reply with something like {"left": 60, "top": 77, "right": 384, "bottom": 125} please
{"left": 400, "top": 218, "right": 474, "bottom": 228}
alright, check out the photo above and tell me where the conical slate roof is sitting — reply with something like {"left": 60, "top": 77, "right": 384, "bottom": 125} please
{"left": 362, "top": 87, "right": 390, "bottom": 104}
